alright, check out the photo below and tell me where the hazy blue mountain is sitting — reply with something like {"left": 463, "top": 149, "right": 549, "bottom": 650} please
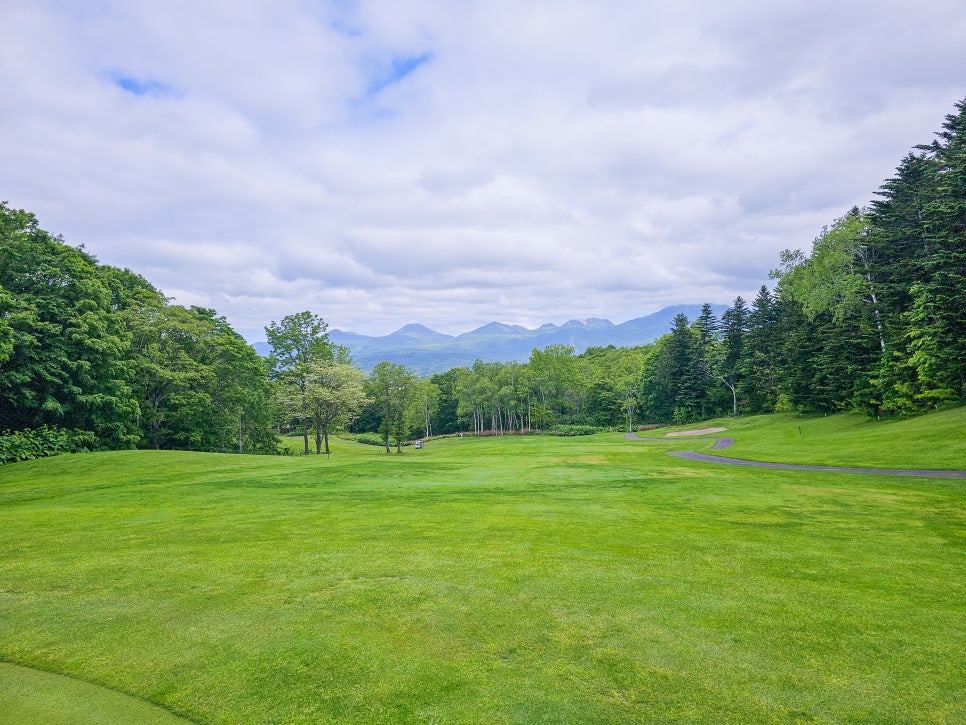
{"left": 329, "top": 323, "right": 454, "bottom": 353}
{"left": 256, "top": 304, "right": 726, "bottom": 374}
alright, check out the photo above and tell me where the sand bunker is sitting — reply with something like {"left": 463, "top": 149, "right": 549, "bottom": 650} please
{"left": 665, "top": 427, "right": 727, "bottom": 437}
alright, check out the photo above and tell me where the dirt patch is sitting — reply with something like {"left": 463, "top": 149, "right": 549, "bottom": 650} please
{"left": 665, "top": 427, "right": 727, "bottom": 437}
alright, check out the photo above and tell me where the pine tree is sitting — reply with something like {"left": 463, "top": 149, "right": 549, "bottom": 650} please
{"left": 907, "top": 98, "right": 966, "bottom": 403}
{"left": 743, "top": 286, "right": 779, "bottom": 412}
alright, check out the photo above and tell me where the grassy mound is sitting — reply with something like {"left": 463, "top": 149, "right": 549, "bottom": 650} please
{"left": 1, "top": 410, "right": 964, "bottom": 722}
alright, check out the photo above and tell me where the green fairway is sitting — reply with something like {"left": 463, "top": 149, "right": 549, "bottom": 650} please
{"left": 666, "top": 406, "right": 966, "bottom": 469}
{"left": 1, "top": 411, "right": 965, "bottom": 723}
{"left": 0, "top": 662, "right": 193, "bottom": 724}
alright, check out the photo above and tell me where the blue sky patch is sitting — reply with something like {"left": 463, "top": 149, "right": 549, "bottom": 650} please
{"left": 114, "top": 76, "right": 176, "bottom": 97}
{"left": 366, "top": 53, "right": 432, "bottom": 96}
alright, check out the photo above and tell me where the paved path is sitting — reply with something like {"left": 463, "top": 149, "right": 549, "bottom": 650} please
{"left": 626, "top": 432, "right": 734, "bottom": 449}
{"left": 625, "top": 432, "right": 966, "bottom": 478}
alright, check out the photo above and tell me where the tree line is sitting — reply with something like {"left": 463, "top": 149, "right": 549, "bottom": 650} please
{"left": 2, "top": 98, "right": 963, "bottom": 459}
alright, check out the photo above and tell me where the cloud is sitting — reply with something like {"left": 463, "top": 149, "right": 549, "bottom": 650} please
{"left": 364, "top": 52, "right": 433, "bottom": 96}
{"left": 2, "top": 0, "right": 965, "bottom": 342}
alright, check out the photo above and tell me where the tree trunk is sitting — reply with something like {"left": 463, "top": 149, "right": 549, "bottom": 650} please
{"left": 718, "top": 376, "right": 738, "bottom": 416}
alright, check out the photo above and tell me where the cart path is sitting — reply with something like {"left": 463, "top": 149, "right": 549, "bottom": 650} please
{"left": 624, "top": 432, "right": 966, "bottom": 478}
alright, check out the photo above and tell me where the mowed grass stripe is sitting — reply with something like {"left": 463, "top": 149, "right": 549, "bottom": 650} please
{"left": 1, "top": 412, "right": 964, "bottom": 723}
{"left": 0, "top": 662, "right": 196, "bottom": 724}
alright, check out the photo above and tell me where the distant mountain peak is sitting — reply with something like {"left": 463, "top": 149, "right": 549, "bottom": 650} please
{"left": 564, "top": 317, "right": 614, "bottom": 328}
{"left": 465, "top": 321, "right": 528, "bottom": 335}
{"left": 394, "top": 323, "right": 442, "bottom": 335}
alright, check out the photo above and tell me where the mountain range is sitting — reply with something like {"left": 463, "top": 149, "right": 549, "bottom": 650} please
{"left": 254, "top": 304, "right": 725, "bottom": 375}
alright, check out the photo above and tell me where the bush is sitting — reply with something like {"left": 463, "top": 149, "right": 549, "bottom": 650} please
{"left": 0, "top": 426, "right": 92, "bottom": 465}
{"left": 350, "top": 432, "right": 386, "bottom": 447}
{"left": 547, "top": 424, "right": 602, "bottom": 437}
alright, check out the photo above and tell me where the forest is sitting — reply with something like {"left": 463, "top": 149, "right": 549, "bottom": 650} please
{"left": 1, "top": 98, "right": 963, "bottom": 461}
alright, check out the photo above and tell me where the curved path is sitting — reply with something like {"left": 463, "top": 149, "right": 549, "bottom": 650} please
{"left": 625, "top": 432, "right": 966, "bottom": 478}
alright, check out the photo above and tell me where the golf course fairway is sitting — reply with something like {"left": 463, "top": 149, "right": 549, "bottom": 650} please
{"left": 1, "top": 410, "right": 964, "bottom": 723}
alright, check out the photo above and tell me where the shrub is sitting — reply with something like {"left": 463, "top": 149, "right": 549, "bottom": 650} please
{"left": 547, "top": 424, "right": 602, "bottom": 437}
{"left": 351, "top": 432, "right": 386, "bottom": 447}
{"left": 0, "top": 426, "right": 92, "bottom": 465}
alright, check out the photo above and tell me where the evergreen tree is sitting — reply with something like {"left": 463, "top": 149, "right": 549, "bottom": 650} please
{"left": 743, "top": 286, "right": 779, "bottom": 413}
{"left": 717, "top": 297, "right": 749, "bottom": 416}
{"left": 906, "top": 99, "right": 966, "bottom": 404}
{"left": 864, "top": 153, "right": 938, "bottom": 414}
{"left": 691, "top": 303, "right": 722, "bottom": 418}
{"left": 639, "top": 314, "right": 703, "bottom": 424}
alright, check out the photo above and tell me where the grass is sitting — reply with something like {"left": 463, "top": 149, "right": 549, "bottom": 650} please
{"left": 0, "top": 662, "right": 192, "bottom": 723}
{"left": 654, "top": 405, "right": 966, "bottom": 469}
{"left": 0, "top": 410, "right": 964, "bottom": 723}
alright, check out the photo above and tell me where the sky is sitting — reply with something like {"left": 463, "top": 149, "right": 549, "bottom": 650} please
{"left": 2, "top": 1, "right": 965, "bottom": 341}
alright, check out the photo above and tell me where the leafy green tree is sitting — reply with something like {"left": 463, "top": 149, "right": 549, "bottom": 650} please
{"left": 776, "top": 209, "right": 885, "bottom": 353}
{"left": 0, "top": 286, "right": 13, "bottom": 366}
{"left": 429, "top": 368, "right": 461, "bottom": 434}
{"left": 130, "top": 305, "right": 213, "bottom": 450}
{"left": 129, "top": 305, "right": 275, "bottom": 452}
{"left": 366, "top": 362, "right": 418, "bottom": 452}
{"left": 197, "top": 309, "right": 277, "bottom": 454}
{"left": 454, "top": 363, "right": 487, "bottom": 435}
{"left": 301, "top": 361, "right": 367, "bottom": 454}
{"left": 496, "top": 361, "right": 531, "bottom": 432}
{"left": 528, "top": 344, "right": 579, "bottom": 427}
{"left": 413, "top": 378, "right": 440, "bottom": 439}
{"left": 581, "top": 345, "right": 646, "bottom": 430}
{"left": 0, "top": 203, "right": 137, "bottom": 446}
{"left": 265, "top": 312, "right": 333, "bottom": 454}
{"left": 771, "top": 211, "right": 885, "bottom": 413}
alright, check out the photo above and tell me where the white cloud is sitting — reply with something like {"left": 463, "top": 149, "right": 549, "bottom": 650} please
{"left": 2, "top": 0, "right": 964, "bottom": 341}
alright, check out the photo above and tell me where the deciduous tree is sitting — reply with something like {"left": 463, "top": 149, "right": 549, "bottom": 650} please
{"left": 265, "top": 312, "right": 333, "bottom": 454}
{"left": 366, "top": 362, "right": 418, "bottom": 452}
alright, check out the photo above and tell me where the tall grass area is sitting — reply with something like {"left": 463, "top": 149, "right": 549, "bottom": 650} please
{"left": 1, "top": 410, "right": 964, "bottom": 723}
